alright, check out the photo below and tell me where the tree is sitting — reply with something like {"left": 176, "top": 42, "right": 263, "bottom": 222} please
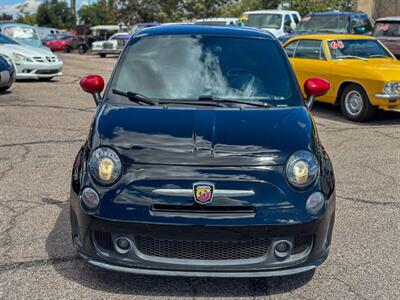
{"left": 15, "top": 13, "right": 37, "bottom": 25}
{"left": 289, "top": 0, "right": 352, "bottom": 16}
{"left": 36, "top": 0, "right": 73, "bottom": 29}
{"left": 78, "top": 0, "right": 117, "bottom": 26}
{"left": 0, "top": 13, "right": 13, "bottom": 21}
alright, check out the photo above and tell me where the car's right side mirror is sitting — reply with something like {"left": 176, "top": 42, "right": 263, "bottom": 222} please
{"left": 304, "top": 78, "right": 330, "bottom": 110}
{"left": 80, "top": 74, "right": 105, "bottom": 106}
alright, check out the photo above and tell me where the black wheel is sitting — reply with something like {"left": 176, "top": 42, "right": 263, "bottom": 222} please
{"left": 99, "top": 53, "right": 106, "bottom": 58}
{"left": 340, "top": 84, "right": 375, "bottom": 122}
{"left": 0, "top": 86, "right": 10, "bottom": 92}
{"left": 78, "top": 46, "right": 86, "bottom": 55}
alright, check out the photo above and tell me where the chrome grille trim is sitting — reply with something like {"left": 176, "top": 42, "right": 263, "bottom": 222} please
{"left": 153, "top": 188, "right": 254, "bottom": 197}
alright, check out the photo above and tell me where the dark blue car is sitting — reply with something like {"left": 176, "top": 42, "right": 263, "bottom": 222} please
{"left": 71, "top": 25, "right": 335, "bottom": 277}
{"left": 0, "top": 54, "right": 15, "bottom": 92}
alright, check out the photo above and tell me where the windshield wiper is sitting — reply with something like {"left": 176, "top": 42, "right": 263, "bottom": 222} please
{"left": 112, "top": 89, "right": 158, "bottom": 106}
{"left": 336, "top": 55, "right": 368, "bottom": 61}
{"left": 198, "top": 95, "right": 273, "bottom": 107}
{"left": 369, "top": 54, "right": 390, "bottom": 58}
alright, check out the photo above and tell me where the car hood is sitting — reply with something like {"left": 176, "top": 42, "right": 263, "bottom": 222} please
{"left": 335, "top": 58, "right": 400, "bottom": 81}
{"left": 92, "top": 104, "right": 316, "bottom": 166}
{"left": 0, "top": 44, "right": 52, "bottom": 57}
{"left": 261, "top": 28, "right": 282, "bottom": 37}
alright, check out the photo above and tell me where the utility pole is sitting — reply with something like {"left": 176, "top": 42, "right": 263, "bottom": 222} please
{"left": 71, "top": 0, "right": 76, "bottom": 26}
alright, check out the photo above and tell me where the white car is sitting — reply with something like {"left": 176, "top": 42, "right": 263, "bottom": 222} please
{"left": 0, "top": 33, "right": 62, "bottom": 80}
{"left": 92, "top": 33, "right": 130, "bottom": 58}
{"left": 240, "top": 10, "right": 301, "bottom": 38}
{"left": 194, "top": 18, "right": 242, "bottom": 26}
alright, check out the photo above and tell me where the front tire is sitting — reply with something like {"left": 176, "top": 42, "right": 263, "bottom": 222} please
{"left": 99, "top": 53, "right": 106, "bottom": 58}
{"left": 340, "top": 84, "right": 375, "bottom": 122}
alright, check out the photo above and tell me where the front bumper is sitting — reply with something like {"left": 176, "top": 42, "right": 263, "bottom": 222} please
{"left": 94, "top": 49, "right": 121, "bottom": 55}
{"left": 14, "top": 61, "right": 63, "bottom": 79}
{"left": 70, "top": 192, "right": 335, "bottom": 277}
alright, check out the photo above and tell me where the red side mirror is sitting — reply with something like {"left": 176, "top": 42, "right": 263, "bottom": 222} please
{"left": 304, "top": 78, "right": 330, "bottom": 109}
{"left": 304, "top": 78, "right": 330, "bottom": 98}
{"left": 80, "top": 74, "right": 104, "bottom": 105}
{"left": 80, "top": 74, "right": 104, "bottom": 94}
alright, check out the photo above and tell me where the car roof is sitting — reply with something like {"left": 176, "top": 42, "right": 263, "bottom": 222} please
{"left": 244, "top": 10, "right": 299, "bottom": 15}
{"left": 285, "top": 34, "right": 376, "bottom": 44}
{"left": 376, "top": 16, "right": 400, "bottom": 22}
{"left": 306, "top": 11, "right": 366, "bottom": 17}
{"left": 136, "top": 25, "right": 275, "bottom": 39}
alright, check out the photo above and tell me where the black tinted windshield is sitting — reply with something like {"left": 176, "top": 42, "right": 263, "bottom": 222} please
{"left": 374, "top": 22, "right": 400, "bottom": 37}
{"left": 297, "top": 15, "right": 349, "bottom": 33}
{"left": 328, "top": 39, "right": 392, "bottom": 59}
{"left": 110, "top": 35, "right": 300, "bottom": 106}
{"left": 243, "top": 14, "right": 282, "bottom": 29}
{"left": 0, "top": 33, "right": 19, "bottom": 45}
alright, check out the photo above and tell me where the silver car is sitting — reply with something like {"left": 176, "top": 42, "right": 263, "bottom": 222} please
{"left": 0, "top": 33, "right": 63, "bottom": 80}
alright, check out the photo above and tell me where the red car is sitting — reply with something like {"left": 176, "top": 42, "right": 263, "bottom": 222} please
{"left": 44, "top": 35, "right": 74, "bottom": 52}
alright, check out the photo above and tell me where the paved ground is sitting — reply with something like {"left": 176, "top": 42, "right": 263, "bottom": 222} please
{"left": 0, "top": 53, "right": 399, "bottom": 299}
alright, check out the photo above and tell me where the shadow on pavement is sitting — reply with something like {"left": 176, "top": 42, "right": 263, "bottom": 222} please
{"left": 46, "top": 204, "right": 315, "bottom": 297}
{"left": 311, "top": 102, "right": 400, "bottom": 126}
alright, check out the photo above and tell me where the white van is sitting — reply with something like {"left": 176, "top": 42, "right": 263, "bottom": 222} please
{"left": 240, "top": 10, "right": 301, "bottom": 38}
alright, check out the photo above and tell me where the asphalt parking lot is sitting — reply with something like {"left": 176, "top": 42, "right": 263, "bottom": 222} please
{"left": 0, "top": 53, "right": 399, "bottom": 299}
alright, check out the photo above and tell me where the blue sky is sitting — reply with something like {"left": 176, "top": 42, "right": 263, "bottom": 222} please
{"left": 1, "top": 0, "right": 89, "bottom": 14}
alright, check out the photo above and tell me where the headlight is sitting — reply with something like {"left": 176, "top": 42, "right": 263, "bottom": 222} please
{"left": 89, "top": 147, "right": 122, "bottom": 185}
{"left": 12, "top": 52, "right": 33, "bottom": 62}
{"left": 383, "top": 82, "right": 400, "bottom": 94}
{"left": 286, "top": 150, "right": 319, "bottom": 188}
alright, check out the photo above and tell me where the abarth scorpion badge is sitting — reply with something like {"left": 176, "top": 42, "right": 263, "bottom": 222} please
{"left": 193, "top": 182, "right": 214, "bottom": 204}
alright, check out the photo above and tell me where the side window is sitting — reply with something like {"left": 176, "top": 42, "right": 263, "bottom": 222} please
{"left": 292, "top": 14, "right": 300, "bottom": 24}
{"left": 284, "top": 14, "right": 291, "bottom": 27}
{"left": 284, "top": 40, "right": 298, "bottom": 57}
{"left": 352, "top": 15, "right": 370, "bottom": 34}
{"left": 294, "top": 40, "right": 323, "bottom": 59}
{"left": 361, "top": 15, "right": 373, "bottom": 33}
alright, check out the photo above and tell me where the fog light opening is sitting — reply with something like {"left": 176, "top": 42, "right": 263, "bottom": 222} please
{"left": 274, "top": 240, "right": 292, "bottom": 259}
{"left": 80, "top": 187, "right": 100, "bottom": 212}
{"left": 306, "top": 192, "right": 325, "bottom": 215}
{"left": 114, "top": 237, "right": 132, "bottom": 254}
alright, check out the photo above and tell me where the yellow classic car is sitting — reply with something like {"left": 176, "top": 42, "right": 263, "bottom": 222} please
{"left": 283, "top": 34, "right": 400, "bottom": 121}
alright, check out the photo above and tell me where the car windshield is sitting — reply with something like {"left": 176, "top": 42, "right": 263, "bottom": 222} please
{"left": 328, "top": 39, "right": 392, "bottom": 59}
{"left": 374, "top": 22, "right": 400, "bottom": 37}
{"left": 243, "top": 14, "right": 282, "bottom": 29}
{"left": 297, "top": 15, "right": 349, "bottom": 33}
{"left": 3, "top": 26, "right": 39, "bottom": 40}
{"left": 111, "top": 35, "right": 299, "bottom": 106}
{"left": 0, "top": 33, "right": 19, "bottom": 45}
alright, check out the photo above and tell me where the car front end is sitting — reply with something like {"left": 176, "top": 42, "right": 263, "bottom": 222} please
{"left": 70, "top": 26, "right": 335, "bottom": 277}
{"left": 10, "top": 52, "right": 63, "bottom": 79}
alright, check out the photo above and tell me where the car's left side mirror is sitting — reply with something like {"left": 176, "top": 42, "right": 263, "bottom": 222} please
{"left": 304, "top": 78, "right": 330, "bottom": 110}
{"left": 80, "top": 74, "right": 105, "bottom": 106}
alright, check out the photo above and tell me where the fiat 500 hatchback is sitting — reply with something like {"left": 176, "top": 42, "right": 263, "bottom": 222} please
{"left": 70, "top": 25, "right": 335, "bottom": 277}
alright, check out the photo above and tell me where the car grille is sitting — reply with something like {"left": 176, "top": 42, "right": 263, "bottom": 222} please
{"left": 94, "top": 231, "right": 113, "bottom": 250}
{"left": 33, "top": 56, "right": 57, "bottom": 63}
{"left": 93, "top": 231, "right": 313, "bottom": 261}
{"left": 291, "top": 235, "right": 313, "bottom": 255}
{"left": 103, "top": 42, "right": 114, "bottom": 49}
{"left": 35, "top": 69, "right": 59, "bottom": 75}
{"left": 33, "top": 57, "right": 44, "bottom": 63}
{"left": 134, "top": 235, "right": 271, "bottom": 260}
